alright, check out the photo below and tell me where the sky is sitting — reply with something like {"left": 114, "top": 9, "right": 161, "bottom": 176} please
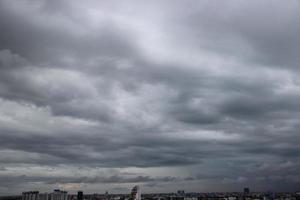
{"left": 0, "top": 0, "right": 300, "bottom": 195}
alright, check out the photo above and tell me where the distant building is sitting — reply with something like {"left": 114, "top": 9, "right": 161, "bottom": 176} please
{"left": 77, "top": 191, "right": 83, "bottom": 200}
{"left": 130, "top": 185, "right": 141, "bottom": 200}
{"left": 39, "top": 193, "right": 49, "bottom": 200}
{"left": 50, "top": 189, "right": 68, "bottom": 200}
{"left": 22, "top": 191, "right": 39, "bottom": 200}
{"left": 22, "top": 191, "right": 52, "bottom": 200}
{"left": 244, "top": 187, "right": 250, "bottom": 195}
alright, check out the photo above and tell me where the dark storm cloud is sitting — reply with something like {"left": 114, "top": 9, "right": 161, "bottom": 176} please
{"left": 0, "top": 1, "right": 139, "bottom": 64}
{"left": 0, "top": 0, "right": 300, "bottom": 194}
{"left": 0, "top": 127, "right": 237, "bottom": 167}
{"left": 0, "top": 174, "right": 180, "bottom": 187}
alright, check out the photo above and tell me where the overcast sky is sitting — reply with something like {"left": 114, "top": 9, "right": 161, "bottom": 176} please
{"left": 0, "top": 0, "right": 300, "bottom": 195}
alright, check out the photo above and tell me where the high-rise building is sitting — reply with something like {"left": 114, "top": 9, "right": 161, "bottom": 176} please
{"left": 22, "top": 191, "right": 39, "bottom": 200}
{"left": 50, "top": 189, "right": 68, "bottom": 200}
{"left": 77, "top": 191, "right": 83, "bottom": 200}
{"left": 130, "top": 185, "right": 141, "bottom": 200}
{"left": 21, "top": 191, "right": 52, "bottom": 200}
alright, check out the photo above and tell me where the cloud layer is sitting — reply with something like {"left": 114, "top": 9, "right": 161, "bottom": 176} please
{"left": 0, "top": 0, "right": 300, "bottom": 195}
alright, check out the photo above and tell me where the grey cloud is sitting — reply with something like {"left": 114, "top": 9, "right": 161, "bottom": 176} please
{"left": 0, "top": 0, "right": 139, "bottom": 65}
{"left": 0, "top": 0, "right": 300, "bottom": 194}
{"left": 178, "top": 0, "right": 300, "bottom": 69}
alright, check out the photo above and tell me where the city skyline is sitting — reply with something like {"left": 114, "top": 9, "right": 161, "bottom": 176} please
{"left": 0, "top": 0, "right": 300, "bottom": 195}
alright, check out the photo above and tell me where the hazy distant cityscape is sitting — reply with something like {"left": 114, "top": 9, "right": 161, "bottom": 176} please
{"left": 1, "top": 186, "right": 300, "bottom": 200}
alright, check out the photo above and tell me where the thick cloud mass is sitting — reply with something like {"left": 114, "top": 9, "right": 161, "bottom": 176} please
{"left": 0, "top": 0, "right": 300, "bottom": 195}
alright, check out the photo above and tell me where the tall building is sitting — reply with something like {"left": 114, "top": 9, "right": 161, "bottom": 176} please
{"left": 22, "top": 191, "right": 39, "bottom": 200}
{"left": 21, "top": 191, "right": 52, "bottom": 200}
{"left": 50, "top": 189, "right": 68, "bottom": 200}
{"left": 130, "top": 185, "right": 141, "bottom": 200}
{"left": 77, "top": 191, "right": 83, "bottom": 200}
